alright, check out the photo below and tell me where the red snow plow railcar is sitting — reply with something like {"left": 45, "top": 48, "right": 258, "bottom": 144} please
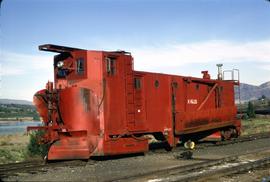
{"left": 28, "top": 44, "right": 241, "bottom": 160}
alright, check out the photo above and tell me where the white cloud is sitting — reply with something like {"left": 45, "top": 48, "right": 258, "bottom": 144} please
{"left": 1, "top": 67, "right": 24, "bottom": 76}
{"left": 0, "top": 51, "right": 54, "bottom": 100}
{"left": 1, "top": 51, "right": 52, "bottom": 76}
{"left": 2, "top": 40, "right": 270, "bottom": 76}
{"left": 132, "top": 40, "right": 270, "bottom": 71}
{"left": 260, "top": 64, "right": 270, "bottom": 71}
{"left": 1, "top": 40, "right": 270, "bottom": 100}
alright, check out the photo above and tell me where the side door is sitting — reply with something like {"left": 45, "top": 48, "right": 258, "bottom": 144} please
{"left": 171, "top": 79, "right": 182, "bottom": 133}
{"left": 132, "top": 75, "right": 147, "bottom": 131}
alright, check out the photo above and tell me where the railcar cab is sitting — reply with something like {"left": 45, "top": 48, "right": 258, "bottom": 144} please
{"left": 39, "top": 44, "right": 88, "bottom": 89}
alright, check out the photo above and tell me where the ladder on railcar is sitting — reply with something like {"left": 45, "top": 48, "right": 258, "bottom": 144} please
{"left": 222, "top": 69, "right": 242, "bottom": 113}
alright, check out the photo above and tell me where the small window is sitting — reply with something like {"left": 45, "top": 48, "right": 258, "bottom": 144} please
{"left": 155, "top": 80, "right": 159, "bottom": 88}
{"left": 134, "top": 78, "right": 141, "bottom": 89}
{"left": 76, "top": 58, "right": 84, "bottom": 75}
{"left": 106, "top": 57, "right": 116, "bottom": 75}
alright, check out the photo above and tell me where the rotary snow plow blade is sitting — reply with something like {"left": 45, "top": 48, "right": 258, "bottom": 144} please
{"left": 48, "top": 130, "right": 90, "bottom": 160}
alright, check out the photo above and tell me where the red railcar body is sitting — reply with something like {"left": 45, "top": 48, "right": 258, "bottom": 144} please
{"left": 28, "top": 44, "right": 241, "bottom": 160}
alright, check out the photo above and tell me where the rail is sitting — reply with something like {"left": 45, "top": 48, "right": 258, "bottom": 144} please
{"left": 1, "top": 132, "right": 270, "bottom": 180}
{"left": 115, "top": 149, "right": 270, "bottom": 181}
{"left": 0, "top": 160, "right": 90, "bottom": 179}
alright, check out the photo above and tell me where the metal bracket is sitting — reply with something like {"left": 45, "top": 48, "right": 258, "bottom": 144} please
{"left": 39, "top": 44, "right": 85, "bottom": 53}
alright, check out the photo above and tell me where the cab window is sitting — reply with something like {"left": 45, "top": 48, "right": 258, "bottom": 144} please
{"left": 76, "top": 58, "right": 85, "bottom": 75}
{"left": 134, "top": 78, "right": 141, "bottom": 89}
{"left": 106, "top": 57, "right": 116, "bottom": 75}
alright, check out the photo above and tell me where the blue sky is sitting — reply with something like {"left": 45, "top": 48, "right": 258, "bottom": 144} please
{"left": 1, "top": 0, "right": 270, "bottom": 100}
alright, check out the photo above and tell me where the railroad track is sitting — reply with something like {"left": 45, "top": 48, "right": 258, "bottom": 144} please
{"left": 148, "top": 132, "right": 270, "bottom": 154}
{"left": 0, "top": 159, "right": 90, "bottom": 179}
{"left": 197, "top": 132, "right": 270, "bottom": 149}
{"left": 0, "top": 160, "right": 44, "bottom": 173}
{"left": 1, "top": 132, "right": 269, "bottom": 180}
{"left": 115, "top": 150, "right": 270, "bottom": 182}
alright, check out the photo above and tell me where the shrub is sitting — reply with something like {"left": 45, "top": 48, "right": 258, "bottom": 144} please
{"left": 27, "top": 130, "right": 49, "bottom": 158}
{"left": 247, "top": 101, "right": 256, "bottom": 118}
{"left": 241, "top": 113, "right": 249, "bottom": 120}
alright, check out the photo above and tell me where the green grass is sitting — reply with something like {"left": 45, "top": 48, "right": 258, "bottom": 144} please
{"left": 0, "top": 131, "right": 49, "bottom": 164}
{"left": 0, "top": 137, "right": 28, "bottom": 164}
{"left": 241, "top": 118, "right": 270, "bottom": 135}
{"left": 0, "top": 148, "right": 27, "bottom": 164}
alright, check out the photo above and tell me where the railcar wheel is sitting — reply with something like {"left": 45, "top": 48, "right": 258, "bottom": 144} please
{"left": 231, "top": 128, "right": 239, "bottom": 138}
{"left": 221, "top": 128, "right": 236, "bottom": 141}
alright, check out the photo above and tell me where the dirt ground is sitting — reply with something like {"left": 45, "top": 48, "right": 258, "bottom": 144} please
{"left": 198, "top": 150, "right": 270, "bottom": 182}
{"left": 2, "top": 137, "right": 270, "bottom": 182}
{"left": 1, "top": 118, "right": 269, "bottom": 181}
{"left": 214, "top": 167, "right": 270, "bottom": 182}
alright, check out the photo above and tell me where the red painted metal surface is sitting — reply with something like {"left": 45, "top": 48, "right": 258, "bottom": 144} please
{"left": 28, "top": 44, "right": 241, "bottom": 160}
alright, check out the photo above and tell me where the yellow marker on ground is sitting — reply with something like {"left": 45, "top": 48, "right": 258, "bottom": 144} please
{"left": 184, "top": 140, "right": 195, "bottom": 150}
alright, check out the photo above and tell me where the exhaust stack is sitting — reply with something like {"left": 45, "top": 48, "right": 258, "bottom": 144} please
{"left": 216, "top": 64, "right": 223, "bottom": 80}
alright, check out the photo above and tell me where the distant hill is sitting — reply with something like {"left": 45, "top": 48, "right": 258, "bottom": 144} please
{"left": 235, "top": 81, "right": 270, "bottom": 102}
{"left": 0, "top": 99, "right": 33, "bottom": 105}
{"left": 0, "top": 100, "right": 39, "bottom": 121}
